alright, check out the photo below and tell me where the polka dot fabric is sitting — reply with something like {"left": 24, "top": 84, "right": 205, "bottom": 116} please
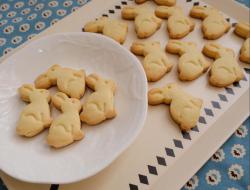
{"left": 0, "top": 0, "right": 89, "bottom": 57}
{"left": 182, "top": 119, "right": 249, "bottom": 190}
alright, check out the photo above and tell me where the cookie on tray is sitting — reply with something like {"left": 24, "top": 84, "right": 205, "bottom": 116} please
{"left": 135, "top": 0, "right": 176, "bottom": 6}
{"left": 122, "top": 6, "right": 162, "bottom": 38}
{"left": 155, "top": 6, "right": 195, "bottom": 39}
{"left": 83, "top": 17, "right": 128, "bottom": 44}
{"left": 203, "top": 42, "right": 244, "bottom": 87}
{"left": 190, "top": 6, "right": 230, "bottom": 40}
{"left": 166, "top": 40, "right": 210, "bottom": 81}
{"left": 234, "top": 22, "right": 250, "bottom": 64}
{"left": 148, "top": 83, "right": 203, "bottom": 131}
{"left": 131, "top": 41, "right": 173, "bottom": 82}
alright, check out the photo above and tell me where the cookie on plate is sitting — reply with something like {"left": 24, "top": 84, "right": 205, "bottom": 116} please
{"left": 166, "top": 40, "right": 210, "bottom": 81}
{"left": 83, "top": 17, "right": 128, "bottom": 44}
{"left": 16, "top": 84, "right": 52, "bottom": 137}
{"left": 203, "top": 43, "right": 244, "bottom": 87}
{"left": 234, "top": 22, "right": 250, "bottom": 64}
{"left": 190, "top": 6, "right": 230, "bottom": 40}
{"left": 80, "top": 74, "right": 116, "bottom": 125}
{"left": 122, "top": 6, "right": 162, "bottom": 38}
{"left": 135, "top": 0, "right": 176, "bottom": 6}
{"left": 131, "top": 41, "right": 173, "bottom": 82}
{"left": 148, "top": 83, "right": 203, "bottom": 131}
{"left": 155, "top": 6, "right": 195, "bottom": 39}
{"left": 47, "top": 92, "right": 84, "bottom": 148}
{"left": 35, "top": 64, "right": 86, "bottom": 99}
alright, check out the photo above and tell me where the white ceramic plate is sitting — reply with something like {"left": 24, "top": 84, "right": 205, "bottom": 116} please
{"left": 0, "top": 33, "right": 148, "bottom": 184}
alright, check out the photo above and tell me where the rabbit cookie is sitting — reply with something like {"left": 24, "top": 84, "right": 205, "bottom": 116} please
{"left": 148, "top": 83, "right": 202, "bottom": 131}
{"left": 47, "top": 92, "right": 84, "bottom": 148}
{"left": 131, "top": 41, "right": 172, "bottom": 82}
{"left": 121, "top": 6, "right": 162, "bottom": 38}
{"left": 190, "top": 6, "right": 230, "bottom": 40}
{"left": 166, "top": 40, "right": 210, "bottom": 81}
{"left": 16, "top": 84, "right": 52, "bottom": 137}
{"left": 135, "top": 0, "right": 176, "bottom": 6}
{"left": 203, "top": 43, "right": 244, "bottom": 87}
{"left": 234, "top": 22, "right": 250, "bottom": 64}
{"left": 83, "top": 17, "right": 128, "bottom": 44}
{"left": 155, "top": 6, "right": 195, "bottom": 39}
{"left": 80, "top": 74, "right": 116, "bottom": 125}
{"left": 35, "top": 64, "right": 86, "bottom": 99}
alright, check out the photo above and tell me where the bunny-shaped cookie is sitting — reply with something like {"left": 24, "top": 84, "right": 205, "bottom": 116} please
{"left": 121, "top": 6, "right": 162, "bottom": 38}
{"left": 16, "top": 84, "right": 52, "bottom": 137}
{"left": 35, "top": 64, "right": 86, "bottom": 99}
{"left": 155, "top": 6, "right": 195, "bottom": 39}
{"left": 148, "top": 83, "right": 202, "bottom": 131}
{"left": 83, "top": 17, "right": 128, "bottom": 44}
{"left": 131, "top": 41, "right": 172, "bottom": 82}
{"left": 234, "top": 22, "right": 250, "bottom": 64}
{"left": 135, "top": 0, "right": 176, "bottom": 6}
{"left": 166, "top": 40, "right": 210, "bottom": 81}
{"left": 203, "top": 43, "right": 244, "bottom": 87}
{"left": 80, "top": 74, "right": 116, "bottom": 125}
{"left": 47, "top": 92, "right": 84, "bottom": 148}
{"left": 190, "top": 6, "right": 230, "bottom": 40}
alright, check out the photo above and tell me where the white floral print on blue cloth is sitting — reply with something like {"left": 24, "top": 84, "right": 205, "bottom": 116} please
{"left": 0, "top": 1, "right": 249, "bottom": 190}
{"left": 0, "top": 0, "right": 89, "bottom": 57}
{"left": 183, "top": 119, "right": 250, "bottom": 190}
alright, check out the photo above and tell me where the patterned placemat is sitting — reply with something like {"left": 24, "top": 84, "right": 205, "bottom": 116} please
{"left": 0, "top": 0, "right": 249, "bottom": 190}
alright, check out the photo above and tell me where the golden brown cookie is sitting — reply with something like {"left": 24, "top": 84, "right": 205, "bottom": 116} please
{"left": 166, "top": 40, "right": 210, "bottom": 81}
{"left": 234, "top": 22, "right": 250, "bottom": 64}
{"left": 203, "top": 43, "right": 244, "bottom": 87}
{"left": 35, "top": 64, "right": 86, "bottom": 99}
{"left": 148, "top": 83, "right": 202, "bottom": 131}
{"left": 131, "top": 41, "right": 173, "bottom": 82}
{"left": 135, "top": 0, "right": 176, "bottom": 6}
{"left": 155, "top": 6, "right": 195, "bottom": 39}
{"left": 121, "top": 6, "right": 162, "bottom": 38}
{"left": 80, "top": 74, "right": 116, "bottom": 125}
{"left": 190, "top": 6, "right": 230, "bottom": 40}
{"left": 83, "top": 17, "right": 128, "bottom": 44}
{"left": 16, "top": 84, "right": 52, "bottom": 137}
{"left": 47, "top": 92, "right": 84, "bottom": 148}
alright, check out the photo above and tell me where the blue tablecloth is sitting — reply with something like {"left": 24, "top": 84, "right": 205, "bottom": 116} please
{"left": 0, "top": 0, "right": 249, "bottom": 189}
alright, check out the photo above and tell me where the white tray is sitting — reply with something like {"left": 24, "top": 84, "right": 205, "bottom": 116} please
{"left": 0, "top": 0, "right": 249, "bottom": 189}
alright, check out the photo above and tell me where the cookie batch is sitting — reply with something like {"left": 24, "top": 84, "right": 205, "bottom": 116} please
{"left": 83, "top": 0, "right": 249, "bottom": 132}
{"left": 18, "top": 0, "right": 248, "bottom": 145}
{"left": 17, "top": 65, "right": 116, "bottom": 148}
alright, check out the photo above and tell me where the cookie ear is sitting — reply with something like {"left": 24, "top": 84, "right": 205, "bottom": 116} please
{"left": 84, "top": 18, "right": 107, "bottom": 33}
{"left": 86, "top": 74, "right": 100, "bottom": 90}
{"left": 135, "top": 0, "right": 147, "bottom": 3}
{"left": 35, "top": 74, "right": 51, "bottom": 89}
{"left": 190, "top": 6, "right": 208, "bottom": 18}
{"left": 166, "top": 40, "right": 186, "bottom": 55}
{"left": 52, "top": 92, "right": 69, "bottom": 110}
{"left": 49, "top": 64, "right": 61, "bottom": 71}
{"left": 155, "top": 6, "right": 177, "bottom": 19}
{"left": 131, "top": 42, "right": 146, "bottom": 55}
{"left": 19, "top": 84, "right": 35, "bottom": 102}
{"left": 148, "top": 88, "right": 164, "bottom": 105}
{"left": 202, "top": 43, "right": 222, "bottom": 59}
{"left": 121, "top": 7, "right": 138, "bottom": 20}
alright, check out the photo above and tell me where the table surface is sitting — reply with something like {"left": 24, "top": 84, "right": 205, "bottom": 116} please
{"left": 0, "top": 0, "right": 249, "bottom": 190}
